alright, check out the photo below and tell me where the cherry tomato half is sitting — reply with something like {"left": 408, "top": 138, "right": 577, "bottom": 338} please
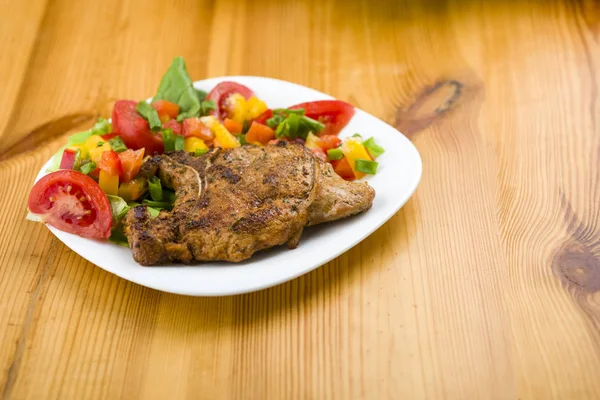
{"left": 206, "top": 82, "right": 254, "bottom": 120}
{"left": 289, "top": 100, "right": 355, "bottom": 136}
{"left": 28, "top": 170, "right": 112, "bottom": 239}
{"left": 112, "top": 100, "right": 164, "bottom": 155}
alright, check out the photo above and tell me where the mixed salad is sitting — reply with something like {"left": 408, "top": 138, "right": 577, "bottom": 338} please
{"left": 27, "top": 57, "right": 385, "bottom": 243}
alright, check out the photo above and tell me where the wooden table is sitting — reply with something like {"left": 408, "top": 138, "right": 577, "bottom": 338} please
{"left": 1, "top": 0, "right": 599, "bottom": 398}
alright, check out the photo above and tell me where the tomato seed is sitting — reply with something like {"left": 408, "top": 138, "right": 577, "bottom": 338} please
{"left": 66, "top": 185, "right": 72, "bottom": 193}
{"left": 79, "top": 196, "right": 86, "bottom": 202}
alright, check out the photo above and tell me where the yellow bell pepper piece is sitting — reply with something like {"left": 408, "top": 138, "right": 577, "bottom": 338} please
{"left": 305, "top": 132, "right": 320, "bottom": 150}
{"left": 341, "top": 138, "right": 372, "bottom": 179}
{"left": 184, "top": 137, "right": 208, "bottom": 153}
{"left": 85, "top": 134, "right": 112, "bottom": 164}
{"left": 227, "top": 93, "right": 247, "bottom": 124}
{"left": 99, "top": 170, "right": 119, "bottom": 195}
{"left": 245, "top": 96, "right": 268, "bottom": 120}
{"left": 67, "top": 143, "right": 88, "bottom": 159}
{"left": 212, "top": 122, "right": 240, "bottom": 149}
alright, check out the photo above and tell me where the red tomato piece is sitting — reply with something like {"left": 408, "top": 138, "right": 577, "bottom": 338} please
{"left": 253, "top": 109, "right": 273, "bottom": 125}
{"left": 182, "top": 118, "right": 214, "bottom": 141}
{"left": 289, "top": 100, "right": 355, "bottom": 136}
{"left": 246, "top": 122, "right": 275, "bottom": 145}
{"left": 118, "top": 148, "right": 145, "bottom": 183}
{"left": 152, "top": 100, "right": 180, "bottom": 119}
{"left": 101, "top": 133, "right": 118, "bottom": 141}
{"left": 27, "top": 170, "right": 112, "bottom": 239}
{"left": 99, "top": 150, "right": 123, "bottom": 176}
{"left": 112, "top": 100, "right": 164, "bottom": 155}
{"left": 59, "top": 148, "right": 78, "bottom": 170}
{"left": 317, "top": 135, "right": 342, "bottom": 151}
{"left": 162, "top": 119, "right": 182, "bottom": 135}
{"left": 206, "top": 82, "right": 254, "bottom": 120}
{"left": 311, "top": 147, "right": 327, "bottom": 161}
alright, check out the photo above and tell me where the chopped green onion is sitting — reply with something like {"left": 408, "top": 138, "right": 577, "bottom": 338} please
{"left": 136, "top": 101, "right": 162, "bottom": 131}
{"left": 199, "top": 100, "right": 216, "bottom": 116}
{"left": 72, "top": 148, "right": 82, "bottom": 171}
{"left": 302, "top": 115, "right": 325, "bottom": 133}
{"left": 362, "top": 137, "right": 385, "bottom": 159}
{"left": 148, "top": 176, "right": 163, "bottom": 201}
{"left": 242, "top": 119, "right": 252, "bottom": 133}
{"left": 327, "top": 148, "right": 344, "bottom": 161}
{"left": 355, "top": 159, "right": 378, "bottom": 175}
{"left": 147, "top": 207, "right": 161, "bottom": 218}
{"left": 163, "top": 189, "right": 177, "bottom": 203}
{"left": 96, "top": 141, "right": 104, "bottom": 147}
{"left": 352, "top": 133, "right": 362, "bottom": 139}
{"left": 195, "top": 88, "right": 207, "bottom": 102}
{"left": 92, "top": 118, "right": 112, "bottom": 135}
{"left": 79, "top": 161, "right": 96, "bottom": 175}
{"left": 174, "top": 135, "right": 185, "bottom": 151}
{"left": 143, "top": 199, "right": 173, "bottom": 210}
{"left": 266, "top": 114, "right": 284, "bottom": 129}
{"left": 273, "top": 108, "right": 305, "bottom": 115}
{"left": 195, "top": 148, "right": 209, "bottom": 156}
{"left": 108, "top": 136, "right": 128, "bottom": 152}
{"left": 238, "top": 134, "right": 248, "bottom": 145}
{"left": 162, "top": 129, "right": 175, "bottom": 152}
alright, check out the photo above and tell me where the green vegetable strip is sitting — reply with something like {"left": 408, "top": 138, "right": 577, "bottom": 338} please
{"left": 136, "top": 101, "right": 162, "bottom": 131}
{"left": 79, "top": 161, "right": 96, "bottom": 175}
{"left": 352, "top": 133, "right": 363, "bottom": 139}
{"left": 154, "top": 57, "right": 201, "bottom": 121}
{"left": 163, "top": 189, "right": 177, "bottom": 203}
{"left": 162, "top": 129, "right": 175, "bottom": 152}
{"left": 238, "top": 134, "right": 247, "bottom": 146}
{"left": 327, "top": 148, "right": 344, "bottom": 161}
{"left": 148, "top": 176, "right": 164, "bottom": 201}
{"left": 147, "top": 207, "right": 161, "bottom": 218}
{"left": 92, "top": 118, "right": 112, "bottom": 135}
{"left": 273, "top": 108, "right": 305, "bottom": 115}
{"left": 242, "top": 120, "right": 252, "bottom": 133}
{"left": 355, "top": 159, "right": 378, "bottom": 175}
{"left": 362, "top": 137, "right": 385, "bottom": 159}
{"left": 266, "top": 114, "right": 284, "bottom": 129}
{"left": 108, "top": 136, "right": 128, "bottom": 152}
{"left": 143, "top": 199, "right": 173, "bottom": 210}
{"left": 275, "top": 113, "right": 325, "bottom": 140}
{"left": 72, "top": 149, "right": 82, "bottom": 171}
{"left": 174, "top": 135, "right": 185, "bottom": 151}
{"left": 195, "top": 148, "right": 209, "bottom": 156}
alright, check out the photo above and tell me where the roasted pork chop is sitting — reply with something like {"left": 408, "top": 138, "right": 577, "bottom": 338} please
{"left": 124, "top": 142, "right": 375, "bottom": 265}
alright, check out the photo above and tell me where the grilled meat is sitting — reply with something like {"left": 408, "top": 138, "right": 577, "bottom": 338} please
{"left": 124, "top": 142, "right": 375, "bottom": 265}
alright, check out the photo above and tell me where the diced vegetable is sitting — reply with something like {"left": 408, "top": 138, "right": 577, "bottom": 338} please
{"left": 99, "top": 150, "right": 123, "bottom": 177}
{"left": 118, "top": 148, "right": 145, "bottom": 183}
{"left": 151, "top": 100, "right": 180, "bottom": 119}
{"left": 316, "top": 135, "right": 342, "bottom": 151}
{"left": 109, "top": 227, "right": 129, "bottom": 247}
{"left": 174, "top": 135, "right": 185, "bottom": 151}
{"left": 327, "top": 148, "right": 344, "bottom": 161}
{"left": 107, "top": 195, "right": 130, "bottom": 225}
{"left": 274, "top": 113, "right": 325, "bottom": 140}
{"left": 59, "top": 148, "right": 81, "bottom": 170}
{"left": 108, "top": 136, "right": 128, "bottom": 153}
{"left": 195, "top": 148, "right": 209, "bottom": 156}
{"left": 246, "top": 96, "right": 268, "bottom": 120}
{"left": 148, "top": 176, "right": 163, "bottom": 201}
{"left": 91, "top": 118, "right": 112, "bottom": 136}
{"left": 333, "top": 157, "right": 355, "bottom": 180}
{"left": 304, "top": 132, "right": 320, "bottom": 150}
{"left": 162, "top": 129, "right": 175, "bottom": 152}
{"left": 79, "top": 161, "right": 96, "bottom": 175}
{"left": 147, "top": 207, "right": 161, "bottom": 218}
{"left": 224, "top": 118, "right": 243, "bottom": 134}
{"left": 86, "top": 135, "right": 112, "bottom": 164}
{"left": 341, "top": 138, "right": 372, "bottom": 179}
{"left": 266, "top": 113, "right": 285, "bottom": 129}
{"left": 212, "top": 122, "right": 241, "bottom": 148}
{"left": 355, "top": 159, "right": 378, "bottom": 175}
{"left": 182, "top": 117, "right": 214, "bottom": 140}
{"left": 253, "top": 109, "right": 273, "bottom": 125}
{"left": 225, "top": 94, "right": 268, "bottom": 124}
{"left": 143, "top": 199, "right": 173, "bottom": 210}
{"left": 118, "top": 176, "right": 147, "bottom": 201}
{"left": 184, "top": 137, "right": 208, "bottom": 154}
{"left": 362, "top": 137, "right": 385, "bottom": 159}
{"left": 136, "top": 101, "right": 162, "bottom": 131}
{"left": 154, "top": 57, "right": 201, "bottom": 121}
{"left": 162, "top": 119, "right": 182, "bottom": 135}
{"left": 238, "top": 134, "right": 248, "bottom": 145}
{"left": 99, "top": 170, "right": 119, "bottom": 195}
{"left": 245, "top": 122, "right": 275, "bottom": 145}
{"left": 112, "top": 100, "right": 163, "bottom": 155}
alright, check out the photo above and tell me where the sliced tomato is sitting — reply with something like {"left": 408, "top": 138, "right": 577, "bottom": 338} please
{"left": 98, "top": 150, "right": 123, "bottom": 176}
{"left": 311, "top": 147, "right": 327, "bottom": 161}
{"left": 253, "top": 109, "right": 273, "bottom": 125}
{"left": 162, "top": 119, "right": 182, "bottom": 135}
{"left": 112, "top": 100, "right": 164, "bottom": 155}
{"left": 246, "top": 122, "right": 275, "bottom": 145}
{"left": 118, "top": 148, "right": 145, "bottom": 183}
{"left": 289, "top": 100, "right": 355, "bottom": 136}
{"left": 59, "top": 148, "right": 78, "bottom": 170}
{"left": 28, "top": 170, "right": 112, "bottom": 239}
{"left": 206, "top": 82, "right": 254, "bottom": 120}
{"left": 317, "top": 135, "right": 342, "bottom": 151}
{"left": 152, "top": 100, "right": 180, "bottom": 119}
{"left": 182, "top": 117, "right": 214, "bottom": 140}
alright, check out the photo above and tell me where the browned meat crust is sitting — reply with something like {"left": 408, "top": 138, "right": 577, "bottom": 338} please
{"left": 124, "top": 142, "right": 375, "bottom": 265}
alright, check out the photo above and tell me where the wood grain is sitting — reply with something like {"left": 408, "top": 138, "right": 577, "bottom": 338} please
{"left": 1, "top": 0, "right": 600, "bottom": 398}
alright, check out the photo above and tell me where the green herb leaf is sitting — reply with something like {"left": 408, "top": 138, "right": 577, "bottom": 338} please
{"left": 362, "top": 137, "right": 385, "bottom": 159}
{"left": 108, "top": 136, "right": 128, "bottom": 152}
{"left": 92, "top": 118, "right": 112, "bottom": 135}
{"left": 148, "top": 176, "right": 163, "bottom": 202}
{"left": 195, "top": 88, "right": 207, "bottom": 102}
{"left": 109, "top": 227, "right": 130, "bottom": 247}
{"left": 136, "top": 101, "right": 162, "bottom": 131}
{"left": 355, "top": 159, "right": 378, "bottom": 175}
{"left": 147, "top": 206, "right": 161, "bottom": 218}
{"left": 174, "top": 135, "right": 185, "bottom": 151}
{"left": 47, "top": 145, "right": 68, "bottom": 172}
{"left": 107, "top": 195, "right": 130, "bottom": 225}
{"left": 143, "top": 199, "right": 173, "bottom": 210}
{"left": 199, "top": 100, "right": 216, "bottom": 116}
{"left": 154, "top": 57, "right": 201, "bottom": 121}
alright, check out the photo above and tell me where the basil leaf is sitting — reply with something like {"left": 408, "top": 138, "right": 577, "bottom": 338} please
{"left": 154, "top": 57, "right": 201, "bottom": 121}
{"left": 136, "top": 101, "right": 162, "bottom": 131}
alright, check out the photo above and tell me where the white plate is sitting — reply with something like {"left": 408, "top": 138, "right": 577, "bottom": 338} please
{"left": 34, "top": 77, "right": 422, "bottom": 296}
